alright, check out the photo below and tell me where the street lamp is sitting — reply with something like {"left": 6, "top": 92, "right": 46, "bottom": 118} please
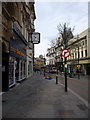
{"left": 74, "top": 35, "right": 80, "bottom": 79}
{"left": 44, "top": 54, "right": 46, "bottom": 76}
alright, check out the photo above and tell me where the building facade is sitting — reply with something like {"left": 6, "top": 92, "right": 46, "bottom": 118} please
{"left": 46, "top": 28, "right": 90, "bottom": 76}
{"left": 46, "top": 37, "right": 64, "bottom": 72}
{"left": 2, "top": 2, "right": 36, "bottom": 91}
{"left": 34, "top": 56, "right": 46, "bottom": 71}
{"left": 67, "top": 28, "right": 90, "bottom": 76}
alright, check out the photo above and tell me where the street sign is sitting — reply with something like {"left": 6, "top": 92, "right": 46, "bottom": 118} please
{"left": 61, "top": 49, "right": 70, "bottom": 58}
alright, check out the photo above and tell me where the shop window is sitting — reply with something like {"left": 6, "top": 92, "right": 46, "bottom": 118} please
{"left": 85, "top": 40, "right": 87, "bottom": 45}
{"left": 75, "top": 53, "right": 77, "bottom": 59}
{"left": 15, "top": 59, "right": 19, "bottom": 81}
{"left": 82, "top": 41, "right": 84, "bottom": 45}
{"left": 22, "top": 61, "right": 25, "bottom": 78}
{"left": 9, "top": 57, "right": 14, "bottom": 86}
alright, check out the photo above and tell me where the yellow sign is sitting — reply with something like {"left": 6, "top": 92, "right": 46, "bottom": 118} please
{"left": 11, "top": 47, "right": 26, "bottom": 57}
{"left": 16, "top": 49, "right": 25, "bottom": 56}
{"left": 56, "top": 74, "right": 58, "bottom": 77}
{"left": 76, "top": 65, "right": 81, "bottom": 67}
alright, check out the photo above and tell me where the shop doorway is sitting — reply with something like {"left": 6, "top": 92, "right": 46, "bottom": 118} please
{"left": 86, "top": 67, "right": 90, "bottom": 75}
{"left": 2, "top": 42, "right": 9, "bottom": 91}
{"left": 2, "top": 53, "right": 9, "bottom": 91}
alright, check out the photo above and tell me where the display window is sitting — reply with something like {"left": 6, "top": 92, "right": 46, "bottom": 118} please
{"left": 22, "top": 61, "right": 25, "bottom": 79}
{"left": 15, "top": 59, "right": 19, "bottom": 81}
{"left": 18, "top": 60, "right": 26, "bottom": 81}
{"left": 21, "top": 61, "right": 26, "bottom": 79}
{"left": 9, "top": 57, "right": 26, "bottom": 84}
{"left": 21, "top": 61, "right": 23, "bottom": 79}
{"left": 9, "top": 57, "right": 15, "bottom": 86}
{"left": 19, "top": 60, "right": 22, "bottom": 80}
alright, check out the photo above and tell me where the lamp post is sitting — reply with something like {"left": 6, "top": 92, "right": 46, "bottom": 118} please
{"left": 77, "top": 45, "right": 80, "bottom": 79}
{"left": 74, "top": 35, "right": 80, "bottom": 79}
{"left": 63, "top": 24, "right": 68, "bottom": 92}
{"left": 44, "top": 54, "right": 46, "bottom": 76}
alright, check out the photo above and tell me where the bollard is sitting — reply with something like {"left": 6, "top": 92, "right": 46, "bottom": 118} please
{"left": 56, "top": 75, "right": 58, "bottom": 84}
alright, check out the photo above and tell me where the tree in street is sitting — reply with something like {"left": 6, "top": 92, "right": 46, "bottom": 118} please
{"left": 57, "top": 23, "right": 74, "bottom": 47}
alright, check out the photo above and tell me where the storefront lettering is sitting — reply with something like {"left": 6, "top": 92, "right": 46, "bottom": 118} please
{"left": 16, "top": 49, "right": 25, "bottom": 56}
{"left": 10, "top": 47, "right": 25, "bottom": 57}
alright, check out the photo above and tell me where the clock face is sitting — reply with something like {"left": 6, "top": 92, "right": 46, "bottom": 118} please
{"left": 31, "top": 32, "right": 40, "bottom": 44}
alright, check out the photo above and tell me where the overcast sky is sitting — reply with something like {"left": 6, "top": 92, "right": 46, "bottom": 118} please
{"left": 34, "top": 1, "right": 88, "bottom": 57}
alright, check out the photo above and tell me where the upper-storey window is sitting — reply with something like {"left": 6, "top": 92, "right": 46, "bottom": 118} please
{"left": 85, "top": 39, "right": 87, "bottom": 45}
{"left": 81, "top": 51, "right": 83, "bottom": 58}
{"left": 85, "top": 50, "right": 87, "bottom": 57}
{"left": 82, "top": 41, "right": 84, "bottom": 46}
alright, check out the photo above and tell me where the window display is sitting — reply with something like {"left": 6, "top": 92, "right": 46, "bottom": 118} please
{"left": 9, "top": 57, "right": 14, "bottom": 86}
{"left": 15, "top": 59, "right": 19, "bottom": 81}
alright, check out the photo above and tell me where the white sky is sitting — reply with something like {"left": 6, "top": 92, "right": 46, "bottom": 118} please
{"left": 34, "top": 1, "right": 88, "bottom": 57}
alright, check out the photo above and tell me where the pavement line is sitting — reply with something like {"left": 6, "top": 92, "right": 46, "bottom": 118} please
{"left": 9, "top": 83, "right": 20, "bottom": 91}
{"left": 57, "top": 81, "right": 89, "bottom": 109}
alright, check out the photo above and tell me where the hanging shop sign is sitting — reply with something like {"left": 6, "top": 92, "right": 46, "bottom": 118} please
{"left": 61, "top": 49, "right": 70, "bottom": 58}
{"left": 31, "top": 32, "right": 40, "bottom": 44}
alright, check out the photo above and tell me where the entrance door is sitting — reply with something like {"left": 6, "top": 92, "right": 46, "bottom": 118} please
{"left": 86, "top": 67, "right": 90, "bottom": 75}
{"left": 2, "top": 53, "right": 9, "bottom": 91}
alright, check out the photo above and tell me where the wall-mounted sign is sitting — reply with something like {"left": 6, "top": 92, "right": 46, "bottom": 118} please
{"left": 10, "top": 47, "right": 26, "bottom": 57}
{"left": 27, "top": 49, "right": 33, "bottom": 58}
{"left": 31, "top": 32, "right": 40, "bottom": 44}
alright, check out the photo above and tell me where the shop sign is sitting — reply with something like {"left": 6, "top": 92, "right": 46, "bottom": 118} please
{"left": 16, "top": 49, "right": 25, "bottom": 56}
{"left": 76, "top": 65, "right": 81, "bottom": 67}
{"left": 27, "top": 49, "right": 33, "bottom": 57}
{"left": 10, "top": 47, "right": 25, "bottom": 57}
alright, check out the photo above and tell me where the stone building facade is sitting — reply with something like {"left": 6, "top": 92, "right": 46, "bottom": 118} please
{"left": 2, "top": 2, "right": 36, "bottom": 91}
{"left": 34, "top": 56, "right": 46, "bottom": 71}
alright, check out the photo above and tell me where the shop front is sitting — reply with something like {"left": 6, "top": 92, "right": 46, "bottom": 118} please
{"left": 2, "top": 24, "right": 27, "bottom": 91}
{"left": 9, "top": 56, "right": 26, "bottom": 87}
{"left": 9, "top": 23, "right": 27, "bottom": 87}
